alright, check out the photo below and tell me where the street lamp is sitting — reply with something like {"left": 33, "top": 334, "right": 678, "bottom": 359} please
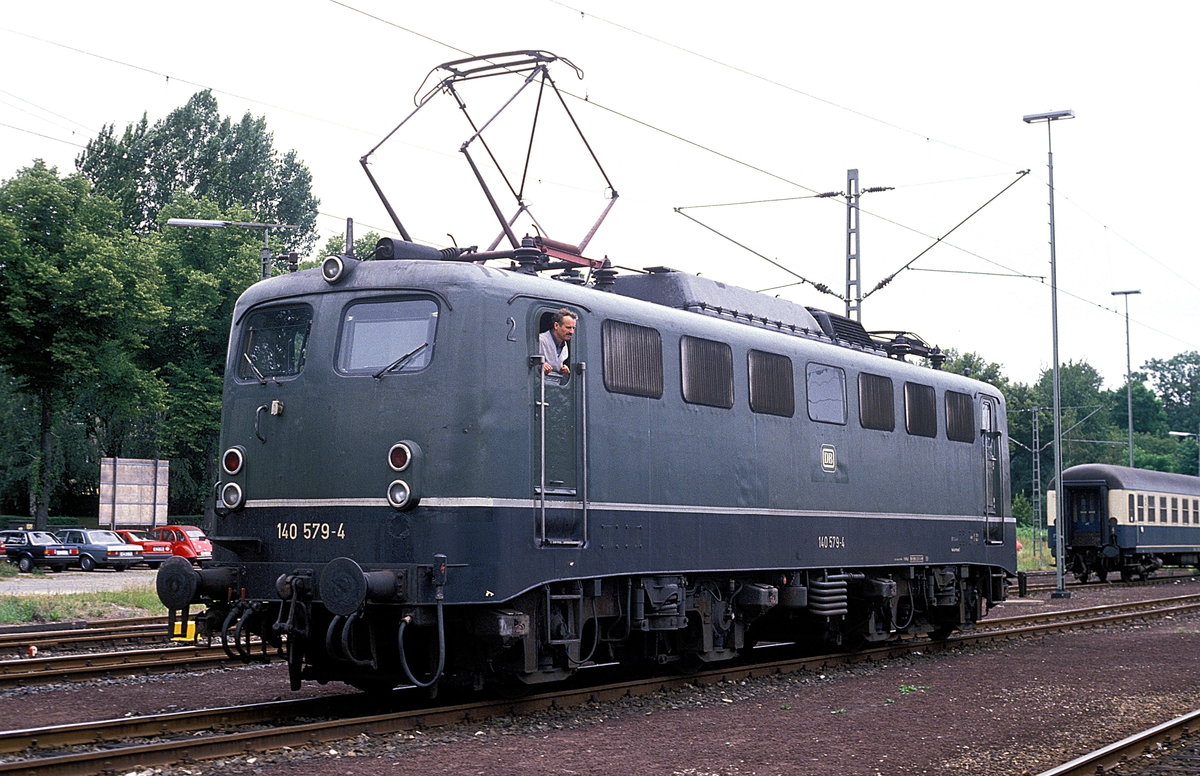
{"left": 1111, "top": 289, "right": 1141, "bottom": 467}
{"left": 1168, "top": 426, "right": 1200, "bottom": 477}
{"left": 166, "top": 218, "right": 298, "bottom": 281}
{"left": 1023, "top": 108, "right": 1075, "bottom": 599}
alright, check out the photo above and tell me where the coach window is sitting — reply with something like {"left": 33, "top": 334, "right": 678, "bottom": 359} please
{"left": 238, "top": 305, "right": 313, "bottom": 381}
{"left": 1185, "top": 499, "right": 1191, "bottom": 524}
{"left": 806, "top": 363, "right": 846, "bottom": 424}
{"left": 945, "top": 390, "right": 975, "bottom": 442}
{"left": 904, "top": 382, "right": 937, "bottom": 437}
{"left": 602, "top": 319, "right": 663, "bottom": 398}
{"left": 337, "top": 298, "right": 438, "bottom": 375}
{"left": 858, "top": 373, "right": 895, "bottom": 432}
{"left": 681, "top": 336, "right": 733, "bottom": 408}
{"left": 1137, "top": 494, "right": 1145, "bottom": 522}
{"left": 748, "top": 350, "right": 794, "bottom": 417}
{"left": 1172, "top": 497, "right": 1180, "bottom": 523}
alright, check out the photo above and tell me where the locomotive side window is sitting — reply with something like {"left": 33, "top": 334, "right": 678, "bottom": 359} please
{"left": 945, "top": 390, "right": 976, "bottom": 442}
{"left": 806, "top": 363, "right": 846, "bottom": 424}
{"left": 238, "top": 305, "right": 313, "bottom": 380}
{"left": 337, "top": 298, "right": 438, "bottom": 374}
{"left": 748, "top": 350, "right": 794, "bottom": 417}
{"left": 903, "top": 382, "right": 937, "bottom": 438}
{"left": 858, "top": 372, "right": 894, "bottom": 432}
{"left": 602, "top": 319, "right": 663, "bottom": 398}
{"left": 681, "top": 336, "right": 733, "bottom": 408}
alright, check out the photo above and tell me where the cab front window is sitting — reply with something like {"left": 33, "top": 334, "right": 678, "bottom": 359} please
{"left": 338, "top": 298, "right": 438, "bottom": 375}
{"left": 238, "top": 305, "right": 313, "bottom": 381}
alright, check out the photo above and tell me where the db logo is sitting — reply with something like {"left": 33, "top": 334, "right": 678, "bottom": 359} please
{"left": 820, "top": 445, "right": 836, "bottom": 472}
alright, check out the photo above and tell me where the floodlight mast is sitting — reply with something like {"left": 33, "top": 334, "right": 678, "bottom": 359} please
{"left": 165, "top": 218, "right": 299, "bottom": 280}
{"left": 1111, "top": 289, "right": 1141, "bottom": 468}
{"left": 1021, "top": 107, "right": 1074, "bottom": 599}
{"left": 1023, "top": 109, "right": 1076, "bottom": 123}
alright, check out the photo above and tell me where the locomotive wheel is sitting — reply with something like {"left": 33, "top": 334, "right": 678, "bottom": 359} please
{"left": 1095, "top": 570, "right": 1108, "bottom": 583}
{"left": 349, "top": 677, "right": 400, "bottom": 695}
{"left": 928, "top": 625, "right": 955, "bottom": 641}
{"left": 490, "top": 674, "right": 533, "bottom": 699}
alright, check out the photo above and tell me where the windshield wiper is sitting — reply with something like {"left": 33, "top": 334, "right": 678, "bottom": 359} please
{"left": 373, "top": 342, "right": 429, "bottom": 379}
{"left": 243, "top": 353, "right": 267, "bottom": 385}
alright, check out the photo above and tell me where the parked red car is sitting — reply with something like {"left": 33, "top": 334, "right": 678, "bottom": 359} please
{"left": 115, "top": 529, "right": 175, "bottom": 568}
{"left": 146, "top": 525, "right": 213, "bottom": 564}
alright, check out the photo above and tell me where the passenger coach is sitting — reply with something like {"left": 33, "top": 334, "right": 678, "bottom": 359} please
{"left": 1050, "top": 463, "right": 1200, "bottom": 582}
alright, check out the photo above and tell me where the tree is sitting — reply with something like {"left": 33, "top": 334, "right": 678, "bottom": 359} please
{"left": 321, "top": 230, "right": 384, "bottom": 263}
{"left": 1106, "top": 378, "right": 1167, "bottom": 438}
{"left": 77, "top": 91, "right": 320, "bottom": 255}
{"left": 1144, "top": 351, "right": 1200, "bottom": 435}
{"left": 938, "top": 349, "right": 1011, "bottom": 393}
{"left": 0, "top": 162, "right": 166, "bottom": 527}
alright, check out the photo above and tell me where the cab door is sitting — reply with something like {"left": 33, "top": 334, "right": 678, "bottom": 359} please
{"left": 981, "top": 395, "right": 1004, "bottom": 544}
{"left": 529, "top": 306, "right": 586, "bottom": 546}
{"left": 1066, "top": 486, "right": 1104, "bottom": 548}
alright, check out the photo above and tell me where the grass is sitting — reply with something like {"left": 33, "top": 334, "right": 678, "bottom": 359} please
{"left": 0, "top": 589, "right": 166, "bottom": 623}
{"left": 1017, "top": 524, "right": 1055, "bottom": 572}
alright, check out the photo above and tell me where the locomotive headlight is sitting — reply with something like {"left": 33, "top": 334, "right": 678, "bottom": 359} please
{"left": 387, "top": 479, "right": 413, "bottom": 510}
{"left": 220, "top": 482, "right": 245, "bottom": 510}
{"left": 321, "top": 255, "right": 358, "bottom": 284}
{"left": 388, "top": 442, "right": 413, "bottom": 472}
{"left": 222, "top": 446, "right": 246, "bottom": 476}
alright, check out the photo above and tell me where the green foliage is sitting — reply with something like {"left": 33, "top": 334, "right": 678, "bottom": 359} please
{"left": 77, "top": 90, "right": 319, "bottom": 254}
{"left": 898, "top": 684, "right": 929, "bottom": 695}
{"left": 1012, "top": 491, "right": 1033, "bottom": 528}
{"left": 321, "top": 230, "right": 385, "bottom": 262}
{"left": 1108, "top": 379, "right": 1167, "bottom": 437}
{"left": 938, "top": 349, "right": 1010, "bottom": 393}
{"left": 1144, "top": 351, "right": 1200, "bottom": 433}
{"left": 0, "top": 162, "right": 167, "bottom": 525}
{"left": 0, "top": 589, "right": 166, "bottom": 623}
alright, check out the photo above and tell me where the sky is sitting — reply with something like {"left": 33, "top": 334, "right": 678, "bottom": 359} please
{"left": 1, "top": 0, "right": 1197, "bottom": 393}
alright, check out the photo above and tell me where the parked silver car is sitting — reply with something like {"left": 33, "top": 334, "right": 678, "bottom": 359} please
{"left": 54, "top": 528, "right": 143, "bottom": 571}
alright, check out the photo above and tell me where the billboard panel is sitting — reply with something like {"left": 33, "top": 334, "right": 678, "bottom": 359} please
{"left": 99, "top": 458, "right": 169, "bottom": 528}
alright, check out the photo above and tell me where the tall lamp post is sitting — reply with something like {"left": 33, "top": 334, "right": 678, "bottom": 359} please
{"left": 1023, "top": 108, "right": 1074, "bottom": 599}
{"left": 1168, "top": 426, "right": 1200, "bottom": 477}
{"left": 1111, "top": 289, "right": 1141, "bottom": 467}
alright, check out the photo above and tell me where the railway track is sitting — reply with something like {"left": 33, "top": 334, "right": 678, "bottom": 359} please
{"left": 1035, "top": 708, "right": 1200, "bottom": 776}
{"left": 3, "top": 593, "right": 1198, "bottom": 775}
{"left": 0, "top": 642, "right": 233, "bottom": 688}
{"left": 0, "top": 615, "right": 168, "bottom": 655}
{"left": 1021, "top": 570, "right": 1198, "bottom": 595}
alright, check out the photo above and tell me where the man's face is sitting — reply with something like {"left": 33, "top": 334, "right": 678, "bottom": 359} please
{"left": 555, "top": 316, "right": 576, "bottom": 342}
